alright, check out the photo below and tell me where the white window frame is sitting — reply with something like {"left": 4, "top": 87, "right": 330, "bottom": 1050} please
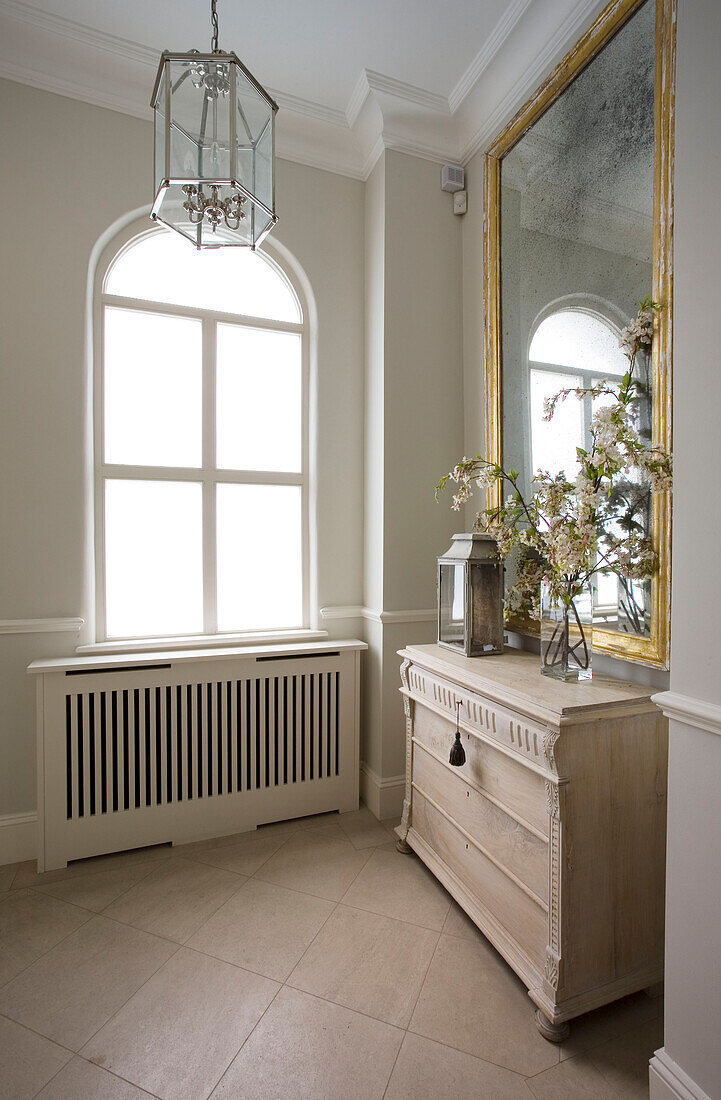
{"left": 526, "top": 301, "right": 628, "bottom": 478}
{"left": 93, "top": 225, "right": 310, "bottom": 645}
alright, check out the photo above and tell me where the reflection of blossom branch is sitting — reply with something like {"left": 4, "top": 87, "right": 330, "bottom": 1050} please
{"left": 435, "top": 299, "right": 672, "bottom": 619}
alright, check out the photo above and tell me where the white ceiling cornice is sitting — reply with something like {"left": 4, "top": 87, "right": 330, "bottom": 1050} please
{"left": 0, "top": 0, "right": 611, "bottom": 180}
{"left": 1, "top": 0, "right": 158, "bottom": 65}
{"left": 456, "top": 0, "right": 606, "bottom": 165}
{"left": 448, "top": 0, "right": 533, "bottom": 113}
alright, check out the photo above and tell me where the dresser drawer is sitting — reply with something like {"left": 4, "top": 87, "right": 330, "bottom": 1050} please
{"left": 411, "top": 789, "right": 547, "bottom": 971}
{"left": 412, "top": 743, "right": 548, "bottom": 904}
{"left": 412, "top": 701, "right": 549, "bottom": 836}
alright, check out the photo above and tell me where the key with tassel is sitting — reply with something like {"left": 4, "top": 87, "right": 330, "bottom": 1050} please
{"left": 449, "top": 698, "right": 466, "bottom": 767}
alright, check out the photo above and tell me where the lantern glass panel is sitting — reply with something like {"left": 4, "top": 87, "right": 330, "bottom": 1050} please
{"left": 439, "top": 563, "right": 466, "bottom": 649}
{"left": 236, "top": 69, "right": 274, "bottom": 211}
{"left": 154, "top": 65, "right": 166, "bottom": 194}
{"left": 154, "top": 187, "right": 255, "bottom": 248}
{"left": 469, "top": 562, "right": 504, "bottom": 655}
{"left": 167, "top": 59, "right": 232, "bottom": 182}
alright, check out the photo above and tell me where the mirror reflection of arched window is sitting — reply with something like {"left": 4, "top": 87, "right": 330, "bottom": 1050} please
{"left": 528, "top": 306, "right": 630, "bottom": 620}
{"left": 528, "top": 307, "right": 628, "bottom": 480}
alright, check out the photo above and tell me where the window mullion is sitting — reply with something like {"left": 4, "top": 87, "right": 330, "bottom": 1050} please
{"left": 202, "top": 318, "right": 218, "bottom": 634}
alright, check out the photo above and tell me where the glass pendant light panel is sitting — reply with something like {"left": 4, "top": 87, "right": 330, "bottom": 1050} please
{"left": 235, "top": 69, "right": 274, "bottom": 211}
{"left": 152, "top": 46, "right": 277, "bottom": 248}
{"left": 154, "top": 66, "right": 167, "bottom": 196}
{"left": 167, "top": 59, "right": 232, "bottom": 182}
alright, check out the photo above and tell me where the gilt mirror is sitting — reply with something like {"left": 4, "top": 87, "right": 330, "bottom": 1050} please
{"left": 484, "top": 0, "right": 675, "bottom": 667}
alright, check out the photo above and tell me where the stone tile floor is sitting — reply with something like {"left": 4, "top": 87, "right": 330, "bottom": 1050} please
{"left": 0, "top": 807, "right": 663, "bottom": 1099}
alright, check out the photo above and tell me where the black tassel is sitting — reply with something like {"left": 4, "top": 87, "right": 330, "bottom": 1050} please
{"left": 449, "top": 731, "right": 466, "bottom": 767}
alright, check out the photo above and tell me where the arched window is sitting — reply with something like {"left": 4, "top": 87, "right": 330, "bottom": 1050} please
{"left": 96, "top": 229, "right": 308, "bottom": 642}
{"left": 528, "top": 307, "right": 627, "bottom": 479}
{"left": 528, "top": 305, "right": 629, "bottom": 615}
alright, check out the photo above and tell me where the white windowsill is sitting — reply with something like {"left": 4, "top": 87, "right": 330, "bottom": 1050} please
{"left": 75, "top": 628, "right": 329, "bottom": 657}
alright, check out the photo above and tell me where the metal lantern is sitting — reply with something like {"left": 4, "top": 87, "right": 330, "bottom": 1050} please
{"left": 150, "top": 0, "right": 278, "bottom": 250}
{"left": 437, "top": 533, "right": 504, "bottom": 657}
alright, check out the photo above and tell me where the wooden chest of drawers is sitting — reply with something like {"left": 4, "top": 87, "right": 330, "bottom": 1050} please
{"left": 396, "top": 644, "right": 668, "bottom": 1040}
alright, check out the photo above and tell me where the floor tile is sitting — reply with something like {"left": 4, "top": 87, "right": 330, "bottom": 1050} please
{"left": 211, "top": 986, "right": 402, "bottom": 1100}
{"left": 337, "top": 806, "right": 392, "bottom": 849}
{"left": 442, "top": 899, "right": 483, "bottom": 942}
{"left": 382, "top": 816, "right": 402, "bottom": 836}
{"left": 0, "top": 915, "right": 177, "bottom": 1050}
{"left": 82, "top": 947, "right": 278, "bottom": 1100}
{"left": 187, "top": 878, "right": 334, "bottom": 981}
{"left": 0, "top": 1015, "right": 72, "bottom": 1100}
{"left": 102, "top": 857, "right": 244, "bottom": 943}
{"left": 588, "top": 1015, "right": 664, "bottom": 1097}
{"left": 409, "top": 933, "right": 559, "bottom": 1076}
{"left": 36, "top": 1056, "right": 155, "bottom": 1099}
{"left": 526, "top": 1053, "right": 617, "bottom": 1098}
{"left": 182, "top": 830, "right": 290, "bottom": 876}
{"left": 385, "top": 1032, "right": 532, "bottom": 1100}
{"left": 342, "top": 847, "right": 451, "bottom": 930}
{"left": 254, "top": 827, "right": 371, "bottom": 901}
{"left": 0, "top": 889, "right": 91, "bottom": 988}
{"left": 32, "top": 863, "right": 158, "bottom": 913}
{"left": 560, "top": 991, "right": 664, "bottom": 1062}
{"left": 288, "top": 904, "right": 438, "bottom": 1027}
{"left": 11, "top": 845, "right": 173, "bottom": 891}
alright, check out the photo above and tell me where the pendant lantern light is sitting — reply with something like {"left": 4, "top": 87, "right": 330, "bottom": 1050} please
{"left": 150, "top": 0, "right": 278, "bottom": 249}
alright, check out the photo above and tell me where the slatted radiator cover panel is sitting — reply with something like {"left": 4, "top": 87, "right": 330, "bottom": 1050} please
{"left": 32, "top": 643, "right": 363, "bottom": 872}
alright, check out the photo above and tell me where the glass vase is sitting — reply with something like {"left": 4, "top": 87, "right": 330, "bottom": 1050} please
{"left": 540, "top": 580, "right": 593, "bottom": 682}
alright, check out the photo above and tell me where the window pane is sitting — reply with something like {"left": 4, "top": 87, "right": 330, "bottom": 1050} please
{"left": 106, "top": 232, "right": 301, "bottom": 323}
{"left": 529, "top": 310, "right": 627, "bottom": 376}
{"left": 216, "top": 484, "right": 303, "bottom": 632}
{"left": 104, "top": 308, "right": 202, "bottom": 467}
{"left": 105, "top": 480, "right": 203, "bottom": 638}
{"left": 530, "top": 369, "right": 584, "bottom": 479}
{"left": 216, "top": 325, "right": 302, "bottom": 472}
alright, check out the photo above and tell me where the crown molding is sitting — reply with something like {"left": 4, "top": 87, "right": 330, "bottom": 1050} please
{"left": 459, "top": 0, "right": 604, "bottom": 164}
{"left": 0, "top": 0, "right": 158, "bottom": 66}
{"left": 449, "top": 0, "right": 534, "bottom": 113}
{"left": 0, "top": 0, "right": 604, "bottom": 181}
{"left": 0, "top": 59, "right": 153, "bottom": 121}
{"left": 271, "top": 88, "right": 348, "bottom": 130}
{"left": 346, "top": 67, "right": 449, "bottom": 131}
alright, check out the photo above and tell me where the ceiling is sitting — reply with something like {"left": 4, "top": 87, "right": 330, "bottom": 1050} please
{"left": 15, "top": 0, "right": 515, "bottom": 113}
{"left": 0, "top": 0, "right": 604, "bottom": 178}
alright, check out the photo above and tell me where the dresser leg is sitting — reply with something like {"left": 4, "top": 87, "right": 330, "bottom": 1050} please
{"left": 395, "top": 835, "right": 413, "bottom": 854}
{"left": 535, "top": 1009, "right": 570, "bottom": 1043}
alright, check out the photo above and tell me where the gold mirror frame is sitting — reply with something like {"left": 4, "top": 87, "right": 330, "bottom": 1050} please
{"left": 483, "top": 0, "right": 675, "bottom": 669}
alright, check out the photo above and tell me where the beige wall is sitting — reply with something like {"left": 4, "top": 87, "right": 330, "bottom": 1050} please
{"left": 659, "top": 2, "right": 721, "bottom": 1096}
{"left": 0, "top": 78, "right": 365, "bottom": 818}
{"left": 361, "top": 150, "right": 463, "bottom": 788}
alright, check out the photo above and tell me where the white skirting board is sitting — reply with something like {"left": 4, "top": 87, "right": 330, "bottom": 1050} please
{"left": 0, "top": 812, "right": 37, "bottom": 865}
{"left": 360, "top": 762, "right": 405, "bottom": 821}
{"left": 650, "top": 1050, "right": 714, "bottom": 1100}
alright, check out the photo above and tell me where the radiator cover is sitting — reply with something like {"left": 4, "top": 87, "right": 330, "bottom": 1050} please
{"left": 30, "top": 641, "right": 364, "bottom": 872}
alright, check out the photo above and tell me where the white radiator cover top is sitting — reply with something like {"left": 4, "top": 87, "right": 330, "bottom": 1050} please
{"left": 29, "top": 640, "right": 366, "bottom": 873}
